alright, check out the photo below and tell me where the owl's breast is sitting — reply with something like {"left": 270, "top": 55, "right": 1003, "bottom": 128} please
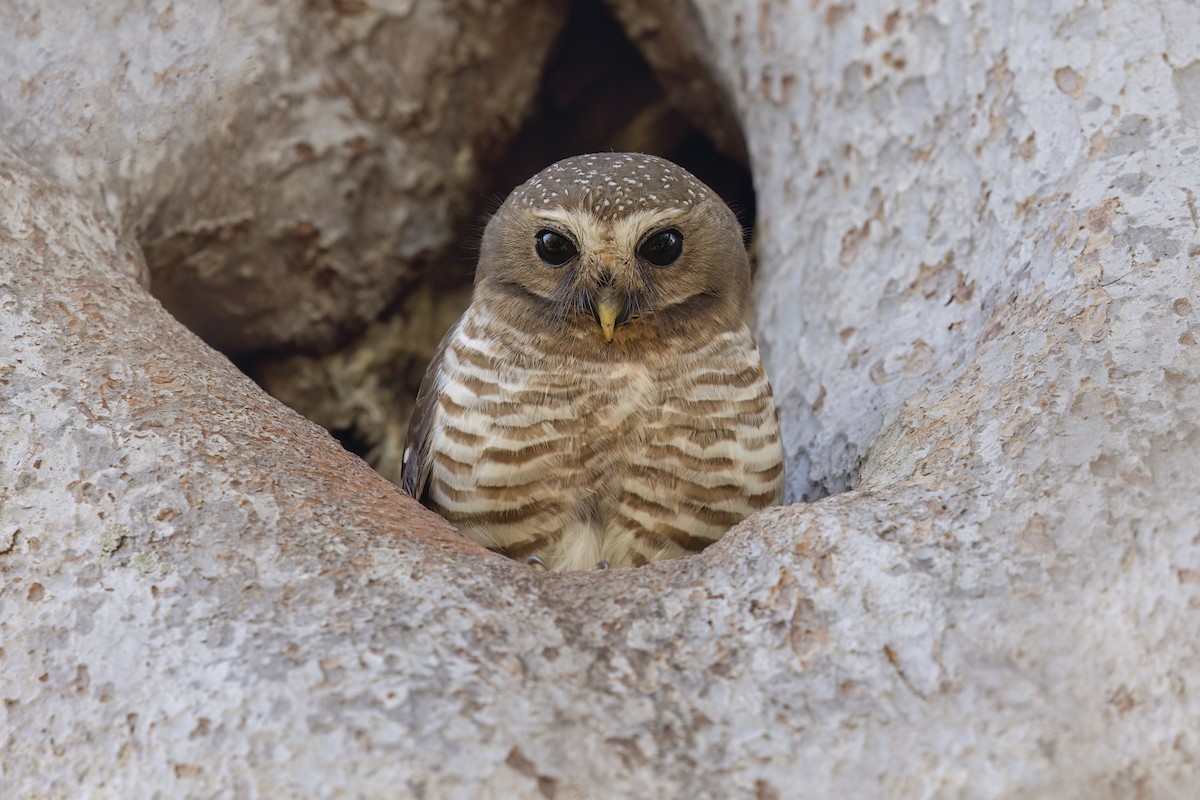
{"left": 426, "top": 307, "right": 782, "bottom": 569}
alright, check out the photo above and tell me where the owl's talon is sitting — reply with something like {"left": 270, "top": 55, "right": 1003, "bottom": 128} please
{"left": 593, "top": 560, "right": 610, "bottom": 571}
{"left": 526, "top": 555, "right": 547, "bottom": 570}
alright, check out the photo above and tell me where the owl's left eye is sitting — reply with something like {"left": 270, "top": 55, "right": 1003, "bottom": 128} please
{"left": 534, "top": 229, "right": 578, "bottom": 267}
{"left": 638, "top": 229, "right": 683, "bottom": 266}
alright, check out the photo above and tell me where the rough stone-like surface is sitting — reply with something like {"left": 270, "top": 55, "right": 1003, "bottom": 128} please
{"left": 723, "top": 0, "right": 1200, "bottom": 507}
{"left": 3, "top": 2, "right": 1200, "bottom": 799}
{"left": 0, "top": 0, "right": 568, "bottom": 354}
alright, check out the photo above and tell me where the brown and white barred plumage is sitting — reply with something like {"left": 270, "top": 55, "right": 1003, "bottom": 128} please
{"left": 402, "top": 153, "right": 783, "bottom": 571}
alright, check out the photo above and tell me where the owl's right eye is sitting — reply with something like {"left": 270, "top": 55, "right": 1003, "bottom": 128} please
{"left": 534, "top": 229, "right": 578, "bottom": 267}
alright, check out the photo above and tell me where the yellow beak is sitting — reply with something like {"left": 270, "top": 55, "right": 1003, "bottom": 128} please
{"left": 595, "top": 293, "right": 623, "bottom": 342}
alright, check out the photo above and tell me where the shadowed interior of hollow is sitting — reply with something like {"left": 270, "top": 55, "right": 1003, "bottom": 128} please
{"left": 242, "top": 0, "right": 759, "bottom": 498}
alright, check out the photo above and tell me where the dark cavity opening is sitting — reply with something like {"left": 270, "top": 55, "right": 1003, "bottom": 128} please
{"left": 248, "top": 0, "right": 757, "bottom": 489}
{"left": 481, "top": 0, "right": 755, "bottom": 241}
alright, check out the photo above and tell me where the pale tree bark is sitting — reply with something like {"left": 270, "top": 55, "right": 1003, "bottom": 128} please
{"left": 0, "top": 0, "right": 567, "bottom": 354}
{"left": 3, "top": 2, "right": 1199, "bottom": 799}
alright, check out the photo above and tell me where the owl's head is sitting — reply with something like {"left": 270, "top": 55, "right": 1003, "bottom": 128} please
{"left": 474, "top": 153, "right": 750, "bottom": 351}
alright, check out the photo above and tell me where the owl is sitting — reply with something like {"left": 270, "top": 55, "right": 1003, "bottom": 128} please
{"left": 402, "top": 153, "right": 783, "bottom": 571}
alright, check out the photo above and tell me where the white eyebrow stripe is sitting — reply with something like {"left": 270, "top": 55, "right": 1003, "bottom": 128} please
{"left": 532, "top": 208, "right": 686, "bottom": 254}
{"left": 531, "top": 208, "right": 581, "bottom": 228}
{"left": 610, "top": 209, "right": 684, "bottom": 250}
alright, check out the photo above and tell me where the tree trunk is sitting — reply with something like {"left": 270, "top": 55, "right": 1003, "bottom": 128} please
{"left": 3, "top": 1, "right": 1198, "bottom": 798}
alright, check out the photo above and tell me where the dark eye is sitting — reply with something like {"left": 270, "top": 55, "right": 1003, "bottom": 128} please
{"left": 638, "top": 229, "right": 683, "bottom": 267}
{"left": 534, "top": 229, "right": 577, "bottom": 267}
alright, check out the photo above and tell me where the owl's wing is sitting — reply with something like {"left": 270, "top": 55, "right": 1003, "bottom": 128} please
{"left": 400, "top": 317, "right": 458, "bottom": 503}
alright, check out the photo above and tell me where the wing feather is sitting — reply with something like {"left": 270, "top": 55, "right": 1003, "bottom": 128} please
{"left": 400, "top": 315, "right": 461, "bottom": 503}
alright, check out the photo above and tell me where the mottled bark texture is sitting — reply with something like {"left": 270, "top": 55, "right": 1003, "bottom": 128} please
{"left": 3, "top": 1, "right": 1199, "bottom": 799}
{"left": 0, "top": 0, "right": 567, "bottom": 355}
